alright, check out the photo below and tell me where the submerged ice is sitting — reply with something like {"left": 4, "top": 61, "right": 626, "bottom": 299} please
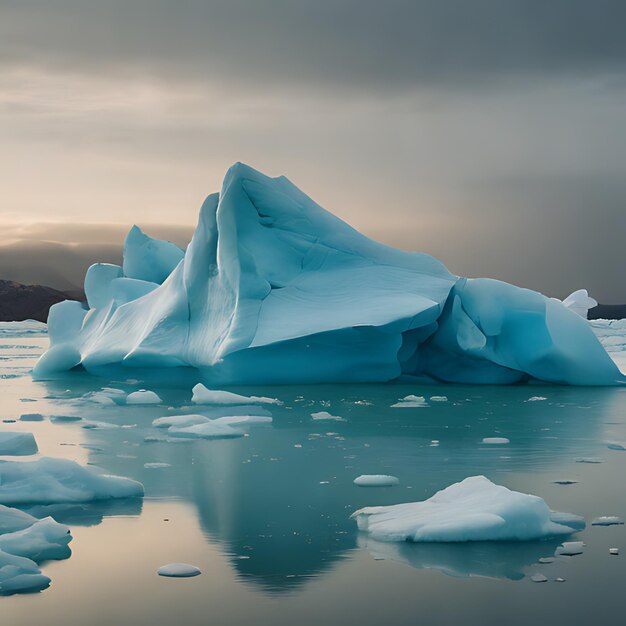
{"left": 351, "top": 476, "right": 584, "bottom": 543}
{"left": 34, "top": 163, "right": 624, "bottom": 386}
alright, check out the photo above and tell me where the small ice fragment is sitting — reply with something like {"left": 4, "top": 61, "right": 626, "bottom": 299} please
{"left": 0, "top": 432, "right": 38, "bottom": 456}
{"left": 538, "top": 557, "right": 554, "bottom": 564}
{"left": 144, "top": 462, "right": 171, "bottom": 469}
{"left": 50, "top": 415, "right": 82, "bottom": 423}
{"left": 391, "top": 395, "right": 428, "bottom": 408}
{"left": 168, "top": 421, "right": 244, "bottom": 440}
{"left": 526, "top": 397, "right": 547, "bottom": 402}
{"left": 556, "top": 541, "right": 584, "bottom": 556}
{"left": 353, "top": 475, "right": 400, "bottom": 487}
{"left": 609, "top": 548, "right": 619, "bottom": 555}
{"left": 311, "top": 411, "right": 344, "bottom": 421}
{"left": 19, "top": 413, "right": 44, "bottom": 422}
{"left": 82, "top": 421, "right": 120, "bottom": 430}
{"left": 555, "top": 577, "right": 566, "bottom": 582}
{"left": 591, "top": 516, "right": 623, "bottom": 526}
{"left": 152, "top": 414, "right": 210, "bottom": 429}
{"left": 429, "top": 396, "right": 448, "bottom": 402}
{"left": 575, "top": 457, "right": 604, "bottom": 464}
{"left": 531, "top": 573, "right": 548, "bottom": 583}
{"left": 607, "top": 442, "right": 626, "bottom": 451}
{"left": 481, "top": 437, "right": 510, "bottom": 445}
{"left": 126, "top": 390, "right": 162, "bottom": 405}
{"left": 157, "top": 563, "right": 201, "bottom": 577}
{"left": 191, "top": 384, "right": 280, "bottom": 405}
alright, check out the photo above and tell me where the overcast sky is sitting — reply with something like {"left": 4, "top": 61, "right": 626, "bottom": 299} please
{"left": 1, "top": 1, "right": 625, "bottom": 300}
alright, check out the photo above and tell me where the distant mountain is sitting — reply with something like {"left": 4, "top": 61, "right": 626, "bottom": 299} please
{"left": 0, "top": 280, "right": 84, "bottom": 323}
{"left": 590, "top": 304, "right": 626, "bottom": 320}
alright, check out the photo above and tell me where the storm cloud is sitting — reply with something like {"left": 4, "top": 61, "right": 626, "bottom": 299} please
{"left": 1, "top": 1, "right": 625, "bottom": 300}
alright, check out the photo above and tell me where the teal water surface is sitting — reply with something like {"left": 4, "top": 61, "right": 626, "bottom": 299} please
{"left": 2, "top": 327, "right": 626, "bottom": 625}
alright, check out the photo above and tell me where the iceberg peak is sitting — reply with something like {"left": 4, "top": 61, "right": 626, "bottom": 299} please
{"left": 35, "top": 164, "right": 624, "bottom": 386}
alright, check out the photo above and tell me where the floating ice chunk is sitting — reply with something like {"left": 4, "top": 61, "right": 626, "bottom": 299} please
{"left": 526, "top": 396, "right": 547, "bottom": 402}
{"left": 82, "top": 420, "right": 124, "bottom": 430}
{"left": 538, "top": 557, "right": 555, "bottom": 564}
{"left": 548, "top": 511, "right": 586, "bottom": 531}
{"left": 391, "top": 395, "right": 429, "bottom": 408}
{"left": 157, "top": 563, "right": 201, "bottom": 577}
{"left": 575, "top": 457, "right": 604, "bottom": 464}
{"left": 0, "top": 550, "right": 50, "bottom": 595}
{"left": 0, "top": 504, "right": 39, "bottom": 534}
{"left": 556, "top": 541, "right": 584, "bottom": 556}
{"left": 555, "top": 577, "right": 566, "bottom": 582}
{"left": 214, "top": 415, "right": 273, "bottom": 426}
{"left": 351, "top": 476, "right": 582, "bottom": 543}
{"left": 168, "top": 422, "right": 244, "bottom": 440}
{"left": 123, "top": 225, "right": 184, "bottom": 285}
{"left": 0, "top": 432, "right": 38, "bottom": 456}
{"left": 610, "top": 548, "right": 619, "bottom": 555}
{"left": 100, "top": 387, "right": 126, "bottom": 400}
{"left": 144, "top": 463, "right": 171, "bottom": 469}
{"left": 19, "top": 413, "right": 44, "bottom": 422}
{"left": 429, "top": 396, "right": 448, "bottom": 402}
{"left": 530, "top": 573, "right": 548, "bottom": 583}
{"left": 50, "top": 415, "right": 82, "bottom": 423}
{"left": 126, "top": 390, "right": 162, "bottom": 405}
{"left": 561, "top": 289, "right": 598, "bottom": 319}
{"left": 607, "top": 442, "right": 626, "bottom": 451}
{"left": 481, "top": 437, "right": 510, "bottom": 445}
{"left": 354, "top": 475, "right": 400, "bottom": 487}
{"left": 591, "top": 516, "right": 623, "bottom": 526}
{"left": 0, "top": 517, "right": 71, "bottom": 562}
{"left": 152, "top": 414, "right": 210, "bottom": 429}
{"left": 0, "top": 458, "right": 144, "bottom": 504}
{"left": 311, "top": 411, "right": 344, "bottom": 421}
{"left": 87, "top": 392, "right": 117, "bottom": 406}
{"left": 191, "top": 384, "right": 281, "bottom": 406}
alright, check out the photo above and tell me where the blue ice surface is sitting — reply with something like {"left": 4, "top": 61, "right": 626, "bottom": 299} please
{"left": 34, "top": 163, "right": 624, "bottom": 386}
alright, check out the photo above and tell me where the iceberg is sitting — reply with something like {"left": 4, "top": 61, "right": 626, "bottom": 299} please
{"left": 34, "top": 163, "right": 624, "bottom": 386}
{"left": 351, "top": 476, "right": 584, "bottom": 542}
{"left": 0, "top": 458, "right": 144, "bottom": 504}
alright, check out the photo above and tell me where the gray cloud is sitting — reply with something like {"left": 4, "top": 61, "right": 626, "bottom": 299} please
{"left": 2, "top": 1, "right": 626, "bottom": 90}
{"left": 1, "top": 0, "right": 625, "bottom": 302}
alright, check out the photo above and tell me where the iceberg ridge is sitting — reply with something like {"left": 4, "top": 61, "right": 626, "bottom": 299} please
{"left": 34, "top": 163, "right": 624, "bottom": 386}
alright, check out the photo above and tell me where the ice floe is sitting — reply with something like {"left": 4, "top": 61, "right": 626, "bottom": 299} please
{"left": 0, "top": 432, "right": 38, "bottom": 456}
{"left": 481, "top": 437, "right": 510, "bottom": 445}
{"left": 354, "top": 475, "right": 400, "bottom": 487}
{"left": 351, "top": 476, "right": 584, "bottom": 542}
{"left": 311, "top": 411, "right": 344, "bottom": 421}
{"left": 0, "top": 458, "right": 144, "bottom": 504}
{"left": 191, "top": 384, "right": 281, "bottom": 406}
{"left": 591, "top": 516, "right": 623, "bottom": 526}
{"left": 126, "top": 390, "right": 162, "bottom": 405}
{"left": 157, "top": 563, "right": 201, "bottom": 577}
{"left": 556, "top": 541, "right": 584, "bottom": 556}
{"left": 391, "top": 395, "right": 429, "bottom": 408}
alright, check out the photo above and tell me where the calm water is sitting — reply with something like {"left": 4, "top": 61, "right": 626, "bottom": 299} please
{"left": 2, "top": 325, "right": 626, "bottom": 625}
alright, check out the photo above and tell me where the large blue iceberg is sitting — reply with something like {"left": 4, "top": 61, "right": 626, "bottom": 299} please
{"left": 34, "top": 163, "right": 624, "bottom": 386}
